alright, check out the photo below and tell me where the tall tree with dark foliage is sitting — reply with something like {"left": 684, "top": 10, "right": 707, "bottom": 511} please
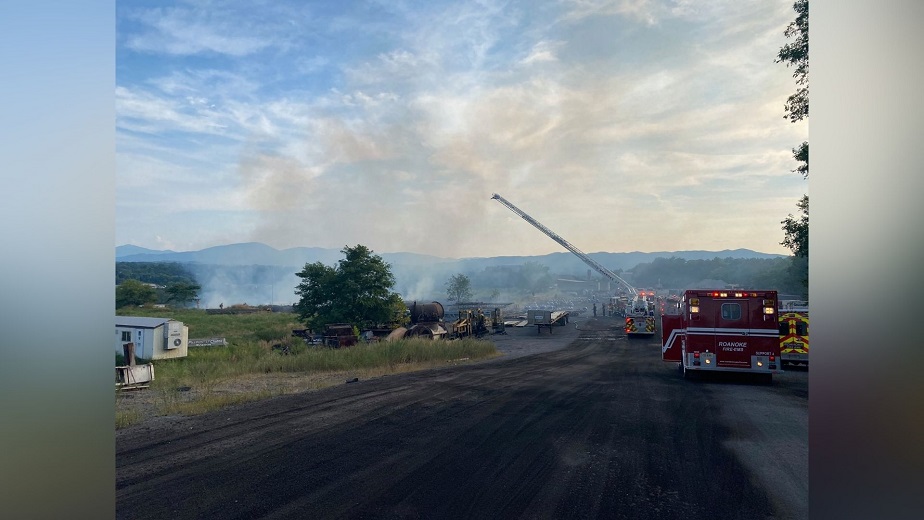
{"left": 777, "top": 0, "right": 809, "bottom": 292}
{"left": 294, "top": 245, "right": 405, "bottom": 331}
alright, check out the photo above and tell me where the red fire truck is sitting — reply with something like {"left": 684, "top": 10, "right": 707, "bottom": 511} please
{"left": 661, "top": 289, "right": 782, "bottom": 381}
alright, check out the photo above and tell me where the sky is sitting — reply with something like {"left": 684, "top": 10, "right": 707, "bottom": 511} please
{"left": 116, "top": 0, "right": 808, "bottom": 259}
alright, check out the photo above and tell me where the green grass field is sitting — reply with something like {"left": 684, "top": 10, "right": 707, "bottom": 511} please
{"left": 115, "top": 307, "right": 499, "bottom": 428}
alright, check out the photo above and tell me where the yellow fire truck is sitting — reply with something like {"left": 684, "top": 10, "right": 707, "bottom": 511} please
{"left": 778, "top": 300, "right": 809, "bottom": 366}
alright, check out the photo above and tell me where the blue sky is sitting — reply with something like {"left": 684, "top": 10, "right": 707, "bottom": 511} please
{"left": 116, "top": 0, "right": 808, "bottom": 258}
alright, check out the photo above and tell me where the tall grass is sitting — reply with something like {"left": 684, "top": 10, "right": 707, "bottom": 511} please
{"left": 152, "top": 337, "right": 498, "bottom": 384}
{"left": 115, "top": 409, "right": 143, "bottom": 429}
{"left": 134, "top": 337, "right": 498, "bottom": 423}
{"left": 117, "top": 308, "right": 500, "bottom": 424}
{"left": 252, "top": 337, "right": 497, "bottom": 373}
{"left": 117, "top": 307, "right": 304, "bottom": 344}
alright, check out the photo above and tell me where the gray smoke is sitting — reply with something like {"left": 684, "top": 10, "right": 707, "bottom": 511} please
{"left": 188, "top": 264, "right": 301, "bottom": 308}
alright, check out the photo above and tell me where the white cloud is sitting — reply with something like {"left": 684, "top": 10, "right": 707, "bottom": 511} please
{"left": 116, "top": 1, "right": 807, "bottom": 257}
{"left": 520, "top": 40, "right": 565, "bottom": 65}
{"left": 561, "top": 0, "right": 662, "bottom": 25}
{"left": 122, "top": 6, "right": 280, "bottom": 56}
{"left": 116, "top": 85, "right": 229, "bottom": 136}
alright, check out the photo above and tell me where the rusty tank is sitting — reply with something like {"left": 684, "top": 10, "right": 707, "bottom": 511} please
{"left": 407, "top": 301, "right": 444, "bottom": 324}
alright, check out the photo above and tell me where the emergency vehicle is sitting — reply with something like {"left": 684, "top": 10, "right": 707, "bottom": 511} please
{"left": 625, "top": 291, "right": 657, "bottom": 336}
{"left": 779, "top": 300, "right": 809, "bottom": 365}
{"left": 661, "top": 289, "right": 782, "bottom": 381}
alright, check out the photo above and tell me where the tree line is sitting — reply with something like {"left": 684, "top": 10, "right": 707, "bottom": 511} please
{"left": 116, "top": 262, "right": 202, "bottom": 309}
{"left": 116, "top": 245, "right": 806, "bottom": 326}
{"left": 627, "top": 256, "right": 806, "bottom": 296}
{"left": 116, "top": 261, "right": 197, "bottom": 286}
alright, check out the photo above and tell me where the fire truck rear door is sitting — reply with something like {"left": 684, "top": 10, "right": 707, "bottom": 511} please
{"left": 661, "top": 314, "right": 683, "bottom": 361}
{"left": 714, "top": 299, "right": 751, "bottom": 368}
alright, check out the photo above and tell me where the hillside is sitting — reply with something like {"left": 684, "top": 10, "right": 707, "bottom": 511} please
{"left": 117, "top": 242, "right": 782, "bottom": 273}
{"left": 116, "top": 243, "right": 793, "bottom": 307}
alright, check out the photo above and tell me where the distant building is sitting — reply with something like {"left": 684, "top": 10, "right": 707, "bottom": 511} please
{"left": 115, "top": 316, "right": 188, "bottom": 360}
{"left": 556, "top": 278, "right": 588, "bottom": 291}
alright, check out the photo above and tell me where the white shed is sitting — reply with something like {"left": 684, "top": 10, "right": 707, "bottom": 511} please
{"left": 115, "top": 316, "right": 189, "bottom": 360}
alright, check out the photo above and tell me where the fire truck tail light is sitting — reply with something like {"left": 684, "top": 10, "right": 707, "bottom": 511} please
{"left": 757, "top": 360, "right": 763, "bottom": 367}
{"left": 693, "top": 352, "right": 700, "bottom": 358}
{"left": 690, "top": 305, "right": 700, "bottom": 314}
{"left": 763, "top": 307, "right": 775, "bottom": 315}
{"left": 769, "top": 355, "right": 776, "bottom": 362}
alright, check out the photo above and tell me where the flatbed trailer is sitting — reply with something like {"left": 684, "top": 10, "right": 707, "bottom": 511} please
{"left": 527, "top": 309, "right": 570, "bottom": 334}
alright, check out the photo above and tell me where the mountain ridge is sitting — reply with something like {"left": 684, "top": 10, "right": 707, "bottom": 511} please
{"left": 116, "top": 242, "right": 785, "bottom": 274}
{"left": 116, "top": 243, "right": 794, "bottom": 306}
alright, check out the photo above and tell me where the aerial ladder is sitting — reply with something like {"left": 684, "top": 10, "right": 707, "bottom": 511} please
{"left": 491, "top": 193, "right": 638, "bottom": 297}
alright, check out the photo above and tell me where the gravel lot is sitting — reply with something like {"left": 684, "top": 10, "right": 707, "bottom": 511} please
{"left": 117, "top": 314, "right": 807, "bottom": 519}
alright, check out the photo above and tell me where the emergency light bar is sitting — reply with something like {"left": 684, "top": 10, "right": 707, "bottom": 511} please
{"left": 708, "top": 291, "right": 761, "bottom": 298}
{"left": 691, "top": 291, "right": 764, "bottom": 298}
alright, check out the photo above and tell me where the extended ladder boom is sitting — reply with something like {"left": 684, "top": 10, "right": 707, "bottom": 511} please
{"left": 491, "top": 193, "right": 638, "bottom": 296}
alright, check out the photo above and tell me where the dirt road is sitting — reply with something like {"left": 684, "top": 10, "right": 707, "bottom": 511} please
{"left": 116, "top": 316, "right": 807, "bottom": 519}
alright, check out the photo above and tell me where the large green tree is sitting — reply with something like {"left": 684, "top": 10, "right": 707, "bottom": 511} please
{"left": 777, "top": 0, "right": 809, "bottom": 180}
{"left": 776, "top": 0, "right": 808, "bottom": 124}
{"left": 164, "top": 281, "right": 201, "bottom": 308}
{"left": 777, "top": 0, "right": 809, "bottom": 292}
{"left": 116, "top": 279, "right": 157, "bottom": 308}
{"left": 445, "top": 273, "right": 474, "bottom": 303}
{"left": 294, "top": 245, "right": 404, "bottom": 331}
{"left": 782, "top": 195, "right": 809, "bottom": 259}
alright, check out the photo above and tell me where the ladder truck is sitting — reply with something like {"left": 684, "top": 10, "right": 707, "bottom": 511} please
{"left": 491, "top": 193, "right": 654, "bottom": 334}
